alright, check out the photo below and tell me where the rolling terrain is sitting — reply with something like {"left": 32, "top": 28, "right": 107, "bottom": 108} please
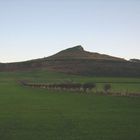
{"left": 0, "top": 45, "right": 140, "bottom": 139}
{"left": 0, "top": 70, "right": 140, "bottom": 140}
{"left": 0, "top": 45, "right": 140, "bottom": 77}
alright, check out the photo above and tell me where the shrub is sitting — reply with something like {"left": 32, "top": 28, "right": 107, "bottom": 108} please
{"left": 103, "top": 83, "right": 111, "bottom": 94}
{"left": 82, "top": 83, "right": 96, "bottom": 92}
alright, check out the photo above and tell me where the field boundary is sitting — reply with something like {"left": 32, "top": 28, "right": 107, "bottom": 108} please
{"left": 19, "top": 81, "right": 140, "bottom": 97}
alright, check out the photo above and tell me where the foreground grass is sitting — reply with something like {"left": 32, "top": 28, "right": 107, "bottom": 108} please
{"left": 0, "top": 70, "right": 140, "bottom": 140}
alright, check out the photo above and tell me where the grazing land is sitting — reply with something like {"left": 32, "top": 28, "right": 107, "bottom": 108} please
{"left": 0, "top": 70, "right": 140, "bottom": 140}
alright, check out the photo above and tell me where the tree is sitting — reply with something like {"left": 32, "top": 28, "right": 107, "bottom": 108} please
{"left": 103, "top": 83, "right": 111, "bottom": 94}
{"left": 82, "top": 83, "right": 96, "bottom": 92}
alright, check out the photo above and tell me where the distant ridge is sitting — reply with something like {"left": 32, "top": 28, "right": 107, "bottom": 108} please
{"left": 0, "top": 45, "right": 140, "bottom": 77}
{"left": 47, "top": 45, "right": 125, "bottom": 61}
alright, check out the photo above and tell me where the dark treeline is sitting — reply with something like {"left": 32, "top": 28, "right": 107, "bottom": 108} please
{"left": 20, "top": 81, "right": 96, "bottom": 92}
{"left": 20, "top": 81, "right": 140, "bottom": 97}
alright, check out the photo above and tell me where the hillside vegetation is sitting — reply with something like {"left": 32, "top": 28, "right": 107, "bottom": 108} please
{"left": 0, "top": 45, "right": 140, "bottom": 77}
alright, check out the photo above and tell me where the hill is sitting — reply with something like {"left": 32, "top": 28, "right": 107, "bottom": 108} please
{"left": 47, "top": 45, "right": 125, "bottom": 61}
{"left": 0, "top": 45, "right": 140, "bottom": 77}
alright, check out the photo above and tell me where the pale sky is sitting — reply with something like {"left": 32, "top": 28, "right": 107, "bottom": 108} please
{"left": 0, "top": 0, "right": 140, "bottom": 62}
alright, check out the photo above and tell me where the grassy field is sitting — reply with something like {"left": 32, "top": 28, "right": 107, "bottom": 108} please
{"left": 0, "top": 70, "right": 140, "bottom": 140}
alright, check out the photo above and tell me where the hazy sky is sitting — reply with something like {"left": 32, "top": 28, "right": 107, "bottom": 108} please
{"left": 0, "top": 0, "right": 140, "bottom": 62}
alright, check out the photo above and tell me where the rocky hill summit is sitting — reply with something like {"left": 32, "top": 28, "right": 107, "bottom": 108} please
{"left": 47, "top": 45, "right": 125, "bottom": 61}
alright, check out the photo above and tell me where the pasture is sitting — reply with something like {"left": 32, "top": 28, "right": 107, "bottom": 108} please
{"left": 0, "top": 70, "right": 140, "bottom": 140}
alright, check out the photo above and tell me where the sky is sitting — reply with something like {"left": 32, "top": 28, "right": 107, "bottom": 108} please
{"left": 0, "top": 0, "right": 140, "bottom": 62}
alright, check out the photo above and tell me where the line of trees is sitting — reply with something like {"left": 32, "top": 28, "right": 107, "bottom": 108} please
{"left": 20, "top": 81, "right": 97, "bottom": 92}
{"left": 19, "top": 81, "right": 140, "bottom": 97}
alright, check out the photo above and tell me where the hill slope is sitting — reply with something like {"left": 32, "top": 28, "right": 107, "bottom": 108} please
{"left": 0, "top": 45, "right": 140, "bottom": 77}
{"left": 47, "top": 45, "right": 125, "bottom": 61}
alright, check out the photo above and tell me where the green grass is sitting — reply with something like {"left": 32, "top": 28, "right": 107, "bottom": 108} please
{"left": 0, "top": 70, "right": 140, "bottom": 140}
{"left": 1, "top": 69, "right": 140, "bottom": 92}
